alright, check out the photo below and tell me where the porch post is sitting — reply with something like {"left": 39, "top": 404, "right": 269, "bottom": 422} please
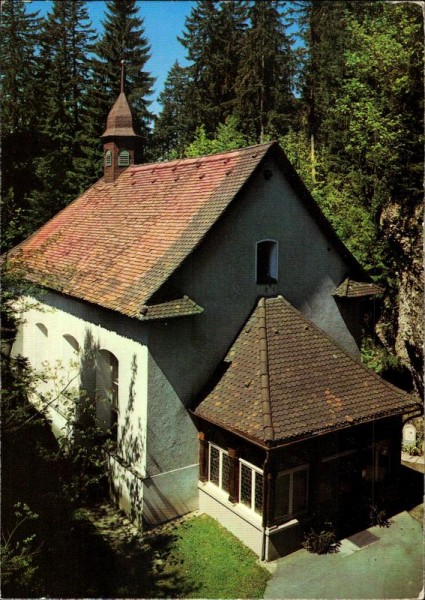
{"left": 228, "top": 447, "right": 239, "bottom": 503}
{"left": 198, "top": 431, "right": 208, "bottom": 482}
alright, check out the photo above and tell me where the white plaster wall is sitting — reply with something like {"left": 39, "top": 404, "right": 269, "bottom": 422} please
{"left": 13, "top": 296, "right": 149, "bottom": 519}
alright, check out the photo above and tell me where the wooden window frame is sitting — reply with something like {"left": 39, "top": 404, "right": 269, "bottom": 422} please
{"left": 208, "top": 443, "right": 230, "bottom": 492}
{"left": 274, "top": 464, "right": 309, "bottom": 522}
{"left": 239, "top": 458, "right": 264, "bottom": 515}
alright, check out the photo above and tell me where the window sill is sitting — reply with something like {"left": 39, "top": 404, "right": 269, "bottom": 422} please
{"left": 199, "top": 481, "right": 263, "bottom": 530}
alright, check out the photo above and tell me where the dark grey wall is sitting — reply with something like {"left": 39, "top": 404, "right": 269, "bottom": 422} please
{"left": 146, "top": 155, "right": 359, "bottom": 475}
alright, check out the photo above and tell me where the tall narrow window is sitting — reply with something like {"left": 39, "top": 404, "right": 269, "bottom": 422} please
{"left": 118, "top": 149, "right": 130, "bottom": 167}
{"left": 96, "top": 350, "right": 119, "bottom": 441}
{"left": 256, "top": 240, "right": 278, "bottom": 284}
{"left": 34, "top": 323, "right": 48, "bottom": 371}
{"left": 105, "top": 150, "right": 112, "bottom": 167}
{"left": 239, "top": 459, "right": 263, "bottom": 515}
{"left": 208, "top": 444, "right": 231, "bottom": 494}
{"left": 274, "top": 465, "right": 308, "bottom": 521}
{"left": 62, "top": 334, "right": 80, "bottom": 382}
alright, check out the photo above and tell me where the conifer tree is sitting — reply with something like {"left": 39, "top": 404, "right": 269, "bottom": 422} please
{"left": 235, "top": 1, "right": 296, "bottom": 142}
{"left": 1, "top": 0, "right": 42, "bottom": 249}
{"left": 152, "top": 61, "right": 196, "bottom": 160}
{"left": 178, "top": 0, "right": 248, "bottom": 133}
{"left": 90, "top": 0, "right": 154, "bottom": 145}
{"left": 27, "top": 0, "right": 96, "bottom": 229}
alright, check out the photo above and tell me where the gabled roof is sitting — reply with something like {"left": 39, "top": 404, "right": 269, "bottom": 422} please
{"left": 9, "top": 143, "right": 273, "bottom": 317}
{"left": 194, "top": 296, "right": 419, "bottom": 447}
{"left": 9, "top": 141, "right": 367, "bottom": 319}
{"left": 333, "top": 278, "right": 384, "bottom": 298}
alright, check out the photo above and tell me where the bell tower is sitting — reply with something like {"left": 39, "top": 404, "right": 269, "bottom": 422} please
{"left": 101, "top": 61, "right": 141, "bottom": 183}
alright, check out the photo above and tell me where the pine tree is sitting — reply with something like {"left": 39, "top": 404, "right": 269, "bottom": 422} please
{"left": 90, "top": 0, "right": 154, "bottom": 145}
{"left": 1, "top": 0, "right": 42, "bottom": 249}
{"left": 178, "top": 0, "right": 248, "bottom": 133}
{"left": 235, "top": 1, "right": 296, "bottom": 142}
{"left": 152, "top": 61, "right": 196, "bottom": 160}
{"left": 27, "top": 0, "right": 96, "bottom": 230}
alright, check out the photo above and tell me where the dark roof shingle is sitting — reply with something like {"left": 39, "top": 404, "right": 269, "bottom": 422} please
{"left": 333, "top": 278, "right": 384, "bottom": 298}
{"left": 139, "top": 296, "right": 204, "bottom": 320}
{"left": 194, "top": 296, "right": 419, "bottom": 446}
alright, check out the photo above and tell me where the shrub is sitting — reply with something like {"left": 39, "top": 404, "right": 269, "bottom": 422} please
{"left": 369, "top": 504, "right": 389, "bottom": 527}
{"left": 1, "top": 503, "right": 41, "bottom": 590}
{"left": 402, "top": 441, "right": 423, "bottom": 456}
{"left": 302, "top": 521, "right": 341, "bottom": 554}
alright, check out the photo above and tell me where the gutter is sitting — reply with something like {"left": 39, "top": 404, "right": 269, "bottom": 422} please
{"left": 261, "top": 450, "right": 273, "bottom": 561}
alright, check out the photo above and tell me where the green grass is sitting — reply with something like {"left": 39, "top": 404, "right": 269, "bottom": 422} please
{"left": 157, "top": 514, "right": 271, "bottom": 598}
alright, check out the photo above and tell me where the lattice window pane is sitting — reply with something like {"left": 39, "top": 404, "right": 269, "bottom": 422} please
{"left": 254, "top": 472, "right": 263, "bottom": 514}
{"left": 222, "top": 453, "right": 231, "bottom": 494}
{"left": 210, "top": 446, "right": 219, "bottom": 486}
{"left": 240, "top": 463, "right": 252, "bottom": 508}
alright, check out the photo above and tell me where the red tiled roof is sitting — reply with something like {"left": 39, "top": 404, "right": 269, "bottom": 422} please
{"left": 333, "top": 278, "right": 384, "bottom": 298}
{"left": 9, "top": 143, "right": 274, "bottom": 317}
{"left": 194, "top": 296, "right": 419, "bottom": 447}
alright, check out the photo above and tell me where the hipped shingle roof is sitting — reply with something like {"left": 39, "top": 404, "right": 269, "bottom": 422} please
{"left": 194, "top": 296, "right": 419, "bottom": 447}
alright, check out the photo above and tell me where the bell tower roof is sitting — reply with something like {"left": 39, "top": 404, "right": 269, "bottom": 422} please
{"left": 101, "top": 61, "right": 139, "bottom": 139}
{"left": 101, "top": 92, "right": 139, "bottom": 138}
{"left": 101, "top": 61, "right": 141, "bottom": 183}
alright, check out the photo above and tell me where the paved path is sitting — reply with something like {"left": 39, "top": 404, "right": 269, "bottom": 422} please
{"left": 264, "top": 511, "right": 423, "bottom": 599}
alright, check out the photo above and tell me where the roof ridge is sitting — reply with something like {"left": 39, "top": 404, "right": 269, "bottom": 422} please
{"left": 258, "top": 298, "right": 275, "bottom": 441}
{"left": 272, "top": 295, "right": 418, "bottom": 402}
{"left": 129, "top": 141, "right": 276, "bottom": 172}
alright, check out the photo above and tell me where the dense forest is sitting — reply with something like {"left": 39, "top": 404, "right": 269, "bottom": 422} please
{"left": 1, "top": 0, "right": 423, "bottom": 393}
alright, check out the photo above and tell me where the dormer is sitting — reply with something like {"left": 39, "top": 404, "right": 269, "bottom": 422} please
{"left": 101, "top": 62, "right": 141, "bottom": 183}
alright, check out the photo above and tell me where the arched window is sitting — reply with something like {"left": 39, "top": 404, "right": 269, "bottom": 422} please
{"left": 62, "top": 334, "right": 80, "bottom": 381}
{"left": 34, "top": 323, "right": 48, "bottom": 370}
{"left": 36, "top": 322, "right": 48, "bottom": 338}
{"left": 118, "top": 149, "right": 130, "bottom": 167}
{"left": 96, "top": 349, "right": 119, "bottom": 441}
{"left": 256, "top": 240, "right": 278, "bottom": 284}
{"left": 105, "top": 149, "right": 112, "bottom": 167}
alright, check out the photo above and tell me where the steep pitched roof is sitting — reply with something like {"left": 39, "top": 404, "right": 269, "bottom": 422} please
{"left": 9, "top": 143, "right": 273, "bottom": 317}
{"left": 194, "top": 296, "right": 419, "bottom": 447}
{"left": 101, "top": 92, "right": 139, "bottom": 138}
{"left": 9, "top": 141, "right": 368, "bottom": 319}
